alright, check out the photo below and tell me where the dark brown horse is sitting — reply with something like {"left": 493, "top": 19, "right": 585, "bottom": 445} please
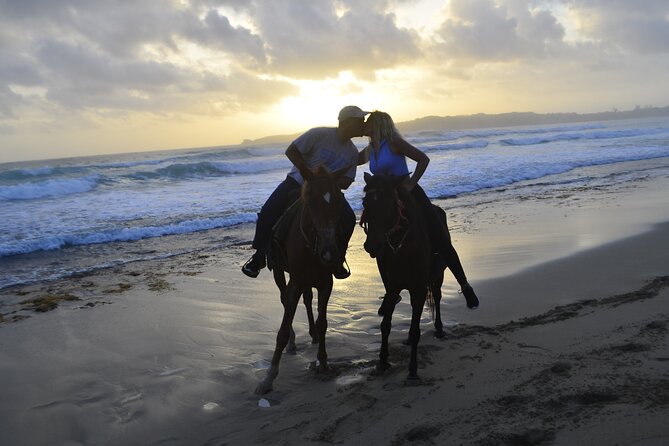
{"left": 256, "top": 165, "right": 350, "bottom": 394}
{"left": 360, "top": 173, "right": 447, "bottom": 381}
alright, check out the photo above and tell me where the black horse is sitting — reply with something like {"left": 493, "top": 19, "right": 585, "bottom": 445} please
{"left": 360, "top": 173, "right": 448, "bottom": 380}
{"left": 256, "top": 165, "right": 350, "bottom": 394}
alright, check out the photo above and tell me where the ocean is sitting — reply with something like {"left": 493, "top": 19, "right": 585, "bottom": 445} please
{"left": 2, "top": 116, "right": 669, "bottom": 290}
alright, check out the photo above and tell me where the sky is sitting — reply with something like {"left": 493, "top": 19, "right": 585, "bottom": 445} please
{"left": 1, "top": 0, "right": 669, "bottom": 163}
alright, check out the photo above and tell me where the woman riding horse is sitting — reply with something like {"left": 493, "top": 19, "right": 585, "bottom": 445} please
{"left": 361, "top": 172, "right": 434, "bottom": 379}
{"left": 358, "top": 111, "right": 479, "bottom": 308}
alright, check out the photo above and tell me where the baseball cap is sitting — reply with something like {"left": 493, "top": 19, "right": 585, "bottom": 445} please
{"left": 338, "top": 105, "right": 370, "bottom": 121}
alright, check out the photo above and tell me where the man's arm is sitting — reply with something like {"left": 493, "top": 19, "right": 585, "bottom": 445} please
{"left": 287, "top": 141, "right": 353, "bottom": 190}
{"left": 285, "top": 143, "right": 309, "bottom": 175}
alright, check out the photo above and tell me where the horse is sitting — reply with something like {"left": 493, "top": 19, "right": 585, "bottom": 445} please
{"left": 255, "top": 164, "right": 351, "bottom": 394}
{"left": 360, "top": 173, "right": 447, "bottom": 381}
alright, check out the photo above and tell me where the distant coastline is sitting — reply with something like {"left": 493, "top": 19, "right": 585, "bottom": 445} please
{"left": 242, "top": 105, "right": 669, "bottom": 146}
{"left": 399, "top": 105, "right": 669, "bottom": 133}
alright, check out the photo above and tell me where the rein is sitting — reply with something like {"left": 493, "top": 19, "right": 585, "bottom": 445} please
{"left": 361, "top": 188, "right": 410, "bottom": 254}
{"left": 299, "top": 188, "right": 341, "bottom": 257}
{"left": 299, "top": 205, "right": 319, "bottom": 256}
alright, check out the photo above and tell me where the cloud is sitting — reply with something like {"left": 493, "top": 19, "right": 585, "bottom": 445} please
{"left": 562, "top": 0, "right": 669, "bottom": 54}
{"left": 1, "top": 0, "right": 667, "bottom": 152}
{"left": 432, "top": 0, "right": 566, "bottom": 62}
{"left": 0, "top": 0, "right": 427, "bottom": 125}
{"left": 250, "top": 0, "right": 421, "bottom": 79}
{"left": 0, "top": 47, "right": 43, "bottom": 87}
{"left": 0, "top": 0, "right": 299, "bottom": 120}
{"left": 190, "top": 10, "right": 267, "bottom": 66}
{"left": 0, "top": 85, "right": 22, "bottom": 119}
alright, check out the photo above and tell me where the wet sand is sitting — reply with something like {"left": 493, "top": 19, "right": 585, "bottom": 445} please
{"left": 1, "top": 173, "right": 668, "bottom": 445}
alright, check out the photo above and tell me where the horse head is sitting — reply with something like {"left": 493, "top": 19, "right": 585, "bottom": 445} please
{"left": 361, "top": 173, "right": 407, "bottom": 258}
{"left": 299, "top": 164, "right": 350, "bottom": 267}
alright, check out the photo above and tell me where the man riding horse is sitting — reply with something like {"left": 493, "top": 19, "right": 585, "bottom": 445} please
{"left": 241, "top": 105, "right": 369, "bottom": 280}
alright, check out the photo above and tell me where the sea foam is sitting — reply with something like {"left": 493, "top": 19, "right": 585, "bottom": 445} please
{"left": 0, "top": 214, "right": 257, "bottom": 257}
{"left": 0, "top": 175, "right": 101, "bottom": 201}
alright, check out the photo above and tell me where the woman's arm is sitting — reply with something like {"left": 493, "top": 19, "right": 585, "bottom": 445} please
{"left": 391, "top": 136, "right": 429, "bottom": 189}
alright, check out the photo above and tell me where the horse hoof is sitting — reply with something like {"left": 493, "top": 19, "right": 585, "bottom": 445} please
{"left": 462, "top": 285, "right": 480, "bottom": 309}
{"left": 286, "top": 344, "right": 297, "bottom": 355}
{"left": 255, "top": 382, "right": 272, "bottom": 395}
{"left": 373, "top": 362, "right": 391, "bottom": 375}
{"left": 318, "top": 364, "right": 330, "bottom": 374}
{"left": 311, "top": 337, "right": 319, "bottom": 344}
{"left": 405, "top": 375, "right": 421, "bottom": 386}
{"left": 435, "top": 329, "right": 446, "bottom": 339}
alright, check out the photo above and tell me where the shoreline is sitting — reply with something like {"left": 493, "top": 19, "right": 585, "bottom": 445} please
{"left": 1, "top": 172, "right": 668, "bottom": 445}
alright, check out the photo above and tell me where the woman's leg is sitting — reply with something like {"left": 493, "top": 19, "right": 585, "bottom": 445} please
{"left": 410, "top": 185, "right": 479, "bottom": 308}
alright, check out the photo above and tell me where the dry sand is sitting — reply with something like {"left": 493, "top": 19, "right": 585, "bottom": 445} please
{"left": 1, "top": 173, "right": 668, "bottom": 446}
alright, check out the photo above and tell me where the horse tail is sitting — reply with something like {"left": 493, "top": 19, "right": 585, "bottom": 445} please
{"left": 425, "top": 285, "right": 435, "bottom": 321}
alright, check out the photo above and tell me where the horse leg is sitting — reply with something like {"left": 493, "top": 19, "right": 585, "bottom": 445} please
{"left": 273, "top": 270, "right": 298, "bottom": 354}
{"left": 303, "top": 287, "right": 318, "bottom": 344}
{"left": 377, "top": 291, "right": 400, "bottom": 373}
{"left": 407, "top": 287, "right": 426, "bottom": 382}
{"left": 433, "top": 269, "right": 446, "bottom": 339}
{"left": 274, "top": 269, "right": 298, "bottom": 354}
{"left": 315, "top": 280, "right": 333, "bottom": 373}
{"left": 286, "top": 323, "right": 297, "bottom": 354}
{"left": 255, "top": 282, "right": 301, "bottom": 395}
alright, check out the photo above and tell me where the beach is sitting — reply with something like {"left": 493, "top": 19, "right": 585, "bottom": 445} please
{"left": 4, "top": 0, "right": 669, "bottom": 443}
{"left": 1, "top": 161, "right": 668, "bottom": 445}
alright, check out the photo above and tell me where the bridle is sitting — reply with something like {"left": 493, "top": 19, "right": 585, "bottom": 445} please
{"left": 300, "top": 185, "right": 340, "bottom": 257}
{"left": 361, "top": 187, "right": 410, "bottom": 254}
{"left": 299, "top": 207, "right": 318, "bottom": 256}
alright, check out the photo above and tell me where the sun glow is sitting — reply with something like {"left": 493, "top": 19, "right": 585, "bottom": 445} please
{"left": 273, "top": 72, "right": 374, "bottom": 130}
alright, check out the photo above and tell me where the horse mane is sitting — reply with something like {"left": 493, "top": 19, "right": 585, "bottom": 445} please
{"left": 312, "top": 164, "right": 331, "bottom": 176}
{"left": 300, "top": 164, "right": 346, "bottom": 206}
{"left": 301, "top": 164, "right": 328, "bottom": 202}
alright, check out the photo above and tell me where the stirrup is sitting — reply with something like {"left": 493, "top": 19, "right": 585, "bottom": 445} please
{"left": 241, "top": 253, "right": 265, "bottom": 278}
{"left": 333, "top": 259, "right": 350, "bottom": 280}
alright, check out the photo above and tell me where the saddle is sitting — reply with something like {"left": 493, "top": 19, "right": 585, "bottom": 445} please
{"left": 267, "top": 198, "right": 302, "bottom": 272}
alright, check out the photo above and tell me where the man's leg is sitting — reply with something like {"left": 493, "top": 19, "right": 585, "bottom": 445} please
{"left": 243, "top": 176, "right": 300, "bottom": 278}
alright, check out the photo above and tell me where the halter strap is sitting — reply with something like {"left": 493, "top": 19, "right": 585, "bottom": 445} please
{"left": 361, "top": 187, "right": 410, "bottom": 253}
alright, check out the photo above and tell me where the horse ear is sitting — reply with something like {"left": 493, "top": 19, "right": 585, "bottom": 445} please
{"left": 364, "top": 172, "right": 372, "bottom": 184}
{"left": 299, "top": 165, "right": 314, "bottom": 182}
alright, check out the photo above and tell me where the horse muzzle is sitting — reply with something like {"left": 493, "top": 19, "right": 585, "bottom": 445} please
{"left": 319, "top": 248, "right": 339, "bottom": 266}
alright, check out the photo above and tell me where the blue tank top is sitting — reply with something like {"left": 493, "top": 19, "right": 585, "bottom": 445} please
{"left": 369, "top": 139, "right": 409, "bottom": 176}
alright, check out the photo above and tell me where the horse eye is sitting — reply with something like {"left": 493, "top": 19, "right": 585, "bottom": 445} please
{"left": 323, "top": 192, "right": 331, "bottom": 203}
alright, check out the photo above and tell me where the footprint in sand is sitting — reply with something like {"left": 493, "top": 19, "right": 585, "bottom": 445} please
{"left": 252, "top": 359, "right": 271, "bottom": 371}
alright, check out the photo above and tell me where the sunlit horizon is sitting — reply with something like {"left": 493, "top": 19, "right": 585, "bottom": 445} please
{"left": 2, "top": 0, "right": 669, "bottom": 163}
